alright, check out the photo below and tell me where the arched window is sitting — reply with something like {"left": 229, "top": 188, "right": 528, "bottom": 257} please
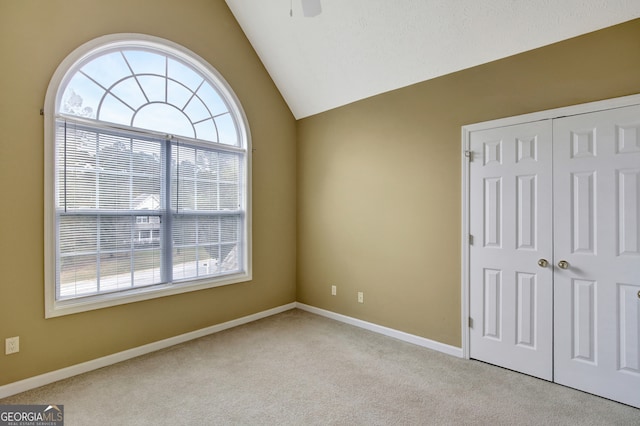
{"left": 44, "top": 34, "right": 251, "bottom": 317}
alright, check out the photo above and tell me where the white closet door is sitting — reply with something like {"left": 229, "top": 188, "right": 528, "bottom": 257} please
{"left": 553, "top": 104, "right": 640, "bottom": 408}
{"left": 469, "top": 121, "right": 554, "bottom": 380}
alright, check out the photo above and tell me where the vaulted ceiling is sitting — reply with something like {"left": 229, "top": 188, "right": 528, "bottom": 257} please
{"left": 225, "top": 1, "right": 640, "bottom": 119}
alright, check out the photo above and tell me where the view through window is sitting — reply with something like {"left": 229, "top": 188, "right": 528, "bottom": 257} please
{"left": 46, "top": 35, "right": 250, "bottom": 315}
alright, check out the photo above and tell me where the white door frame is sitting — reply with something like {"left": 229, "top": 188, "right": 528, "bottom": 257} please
{"left": 460, "top": 93, "right": 640, "bottom": 359}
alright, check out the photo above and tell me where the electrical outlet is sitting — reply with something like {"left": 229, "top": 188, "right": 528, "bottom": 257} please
{"left": 5, "top": 336, "right": 19, "bottom": 355}
{"left": 331, "top": 285, "right": 337, "bottom": 296}
{"left": 357, "top": 291, "right": 364, "bottom": 303}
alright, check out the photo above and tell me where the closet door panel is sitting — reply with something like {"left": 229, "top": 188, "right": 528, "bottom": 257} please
{"left": 469, "top": 121, "right": 553, "bottom": 380}
{"left": 553, "top": 104, "right": 640, "bottom": 409}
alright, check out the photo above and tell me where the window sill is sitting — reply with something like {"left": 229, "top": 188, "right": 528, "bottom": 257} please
{"left": 45, "top": 272, "right": 251, "bottom": 318}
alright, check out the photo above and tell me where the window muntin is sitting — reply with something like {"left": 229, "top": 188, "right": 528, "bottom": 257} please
{"left": 45, "top": 34, "right": 251, "bottom": 317}
{"left": 60, "top": 48, "right": 239, "bottom": 145}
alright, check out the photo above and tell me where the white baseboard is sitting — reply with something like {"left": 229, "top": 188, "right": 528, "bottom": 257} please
{"left": 0, "top": 301, "right": 462, "bottom": 399}
{"left": 295, "top": 303, "right": 463, "bottom": 358}
{"left": 0, "top": 302, "right": 297, "bottom": 399}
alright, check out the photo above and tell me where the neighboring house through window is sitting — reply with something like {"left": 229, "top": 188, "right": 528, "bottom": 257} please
{"left": 44, "top": 34, "right": 251, "bottom": 317}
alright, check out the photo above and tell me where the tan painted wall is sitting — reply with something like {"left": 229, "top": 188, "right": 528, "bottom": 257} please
{"left": 297, "top": 19, "right": 640, "bottom": 347}
{"left": 0, "top": 0, "right": 297, "bottom": 385}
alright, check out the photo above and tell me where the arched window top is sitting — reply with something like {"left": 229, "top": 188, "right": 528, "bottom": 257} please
{"left": 55, "top": 35, "right": 245, "bottom": 147}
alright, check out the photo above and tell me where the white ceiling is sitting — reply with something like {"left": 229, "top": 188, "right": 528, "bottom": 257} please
{"left": 225, "top": 0, "right": 640, "bottom": 119}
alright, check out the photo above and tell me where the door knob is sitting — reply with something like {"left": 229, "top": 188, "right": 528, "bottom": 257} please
{"left": 537, "top": 259, "right": 548, "bottom": 268}
{"left": 558, "top": 260, "right": 569, "bottom": 269}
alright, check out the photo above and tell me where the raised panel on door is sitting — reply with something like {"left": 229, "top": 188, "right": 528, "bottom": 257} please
{"left": 553, "top": 104, "right": 640, "bottom": 409}
{"left": 469, "top": 121, "right": 553, "bottom": 380}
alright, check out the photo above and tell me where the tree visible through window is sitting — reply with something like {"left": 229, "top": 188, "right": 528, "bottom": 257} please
{"left": 45, "top": 34, "right": 251, "bottom": 316}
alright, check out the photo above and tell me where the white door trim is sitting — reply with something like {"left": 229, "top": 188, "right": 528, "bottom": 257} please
{"left": 460, "top": 92, "right": 640, "bottom": 359}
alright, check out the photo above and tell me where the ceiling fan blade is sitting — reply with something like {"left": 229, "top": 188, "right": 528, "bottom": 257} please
{"left": 301, "top": 0, "right": 322, "bottom": 17}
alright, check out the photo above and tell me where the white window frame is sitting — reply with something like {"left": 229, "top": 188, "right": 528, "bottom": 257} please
{"left": 44, "top": 34, "right": 252, "bottom": 318}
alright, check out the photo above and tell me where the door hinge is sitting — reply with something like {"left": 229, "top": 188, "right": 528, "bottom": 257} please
{"left": 468, "top": 317, "right": 473, "bottom": 328}
{"left": 468, "top": 234, "right": 474, "bottom": 245}
{"left": 464, "top": 150, "right": 473, "bottom": 161}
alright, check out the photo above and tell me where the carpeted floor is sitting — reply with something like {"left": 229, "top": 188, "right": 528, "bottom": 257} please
{"left": 1, "top": 309, "right": 638, "bottom": 425}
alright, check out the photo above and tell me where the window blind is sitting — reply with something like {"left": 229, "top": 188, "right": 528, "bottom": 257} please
{"left": 56, "top": 118, "right": 243, "bottom": 300}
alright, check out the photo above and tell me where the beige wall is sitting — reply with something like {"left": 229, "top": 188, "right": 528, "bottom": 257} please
{"left": 0, "top": 0, "right": 297, "bottom": 386}
{"left": 297, "top": 19, "right": 640, "bottom": 347}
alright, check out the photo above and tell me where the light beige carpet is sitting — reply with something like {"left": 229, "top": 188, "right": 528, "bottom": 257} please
{"left": 1, "top": 309, "right": 638, "bottom": 425}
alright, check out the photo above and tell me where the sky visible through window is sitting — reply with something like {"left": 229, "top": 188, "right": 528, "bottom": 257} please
{"left": 60, "top": 49, "right": 239, "bottom": 146}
